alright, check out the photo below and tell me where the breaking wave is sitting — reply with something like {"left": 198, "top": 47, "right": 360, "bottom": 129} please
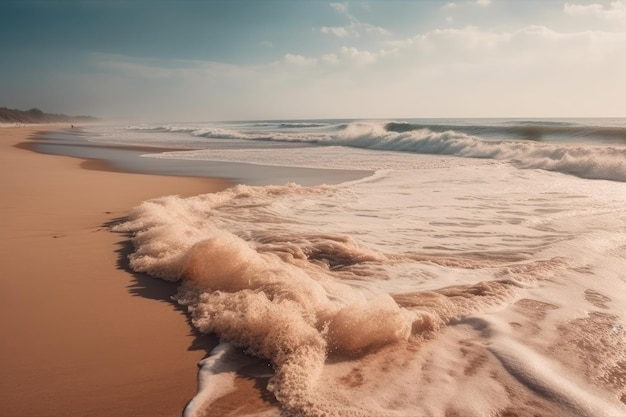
{"left": 333, "top": 123, "right": 626, "bottom": 182}
{"left": 113, "top": 176, "right": 626, "bottom": 416}
{"left": 385, "top": 120, "right": 626, "bottom": 142}
{"left": 129, "top": 121, "right": 626, "bottom": 182}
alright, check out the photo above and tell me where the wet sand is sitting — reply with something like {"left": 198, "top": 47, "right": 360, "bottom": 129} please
{"left": 0, "top": 125, "right": 232, "bottom": 417}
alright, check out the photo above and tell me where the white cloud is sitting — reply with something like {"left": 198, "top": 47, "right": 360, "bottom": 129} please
{"left": 390, "top": 25, "right": 509, "bottom": 51}
{"left": 564, "top": 1, "right": 626, "bottom": 23}
{"left": 280, "top": 25, "right": 626, "bottom": 77}
{"left": 321, "top": 25, "right": 352, "bottom": 37}
{"left": 283, "top": 53, "right": 318, "bottom": 66}
{"left": 363, "top": 23, "right": 391, "bottom": 36}
{"left": 369, "top": 25, "right": 626, "bottom": 117}
{"left": 321, "top": 1, "right": 390, "bottom": 38}
{"left": 321, "top": 21, "right": 389, "bottom": 38}
{"left": 443, "top": 1, "right": 488, "bottom": 10}
{"left": 84, "top": 22, "right": 626, "bottom": 119}
{"left": 321, "top": 53, "right": 340, "bottom": 65}
{"left": 330, "top": 2, "right": 349, "bottom": 14}
{"left": 261, "top": 41, "right": 273, "bottom": 48}
{"left": 340, "top": 46, "right": 377, "bottom": 66}
{"left": 386, "top": 24, "right": 626, "bottom": 58}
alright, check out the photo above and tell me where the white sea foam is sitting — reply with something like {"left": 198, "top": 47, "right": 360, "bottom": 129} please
{"left": 114, "top": 158, "right": 626, "bottom": 416}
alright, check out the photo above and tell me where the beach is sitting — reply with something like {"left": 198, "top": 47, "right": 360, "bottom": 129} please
{"left": 3, "top": 0, "right": 626, "bottom": 415}
{"left": 2, "top": 120, "right": 625, "bottom": 417}
{"left": 0, "top": 125, "right": 231, "bottom": 417}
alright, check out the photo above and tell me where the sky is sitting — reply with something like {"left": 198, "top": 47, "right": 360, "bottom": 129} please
{"left": 1, "top": 0, "right": 625, "bottom": 121}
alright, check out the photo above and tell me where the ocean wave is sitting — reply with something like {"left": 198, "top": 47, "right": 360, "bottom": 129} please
{"left": 385, "top": 121, "right": 626, "bottom": 142}
{"left": 249, "top": 122, "right": 329, "bottom": 128}
{"left": 332, "top": 123, "right": 626, "bottom": 182}
{"left": 112, "top": 177, "right": 626, "bottom": 416}
{"left": 278, "top": 122, "right": 329, "bottom": 128}
{"left": 113, "top": 184, "right": 421, "bottom": 415}
{"left": 128, "top": 123, "right": 328, "bottom": 142}
{"left": 111, "top": 184, "right": 513, "bottom": 415}
{"left": 129, "top": 122, "right": 626, "bottom": 182}
{"left": 129, "top": 124, "right": 257, "bottom": 140}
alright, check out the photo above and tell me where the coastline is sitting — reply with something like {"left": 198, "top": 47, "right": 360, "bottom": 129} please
{"left": 29, "top": 127, "right": 373, "bottom": 186}
{"left": 0, "top": 125, "right": 232, "bottom": 416}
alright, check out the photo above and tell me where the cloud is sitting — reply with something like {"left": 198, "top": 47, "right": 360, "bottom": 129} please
{"left": 283, "top": 53, "right": 318, "bottom": 66}
{"left": 363, "top": 23, "right": 391, "bottom": 36}
{"left": 564, "top": 1, "right": 626, "bottom": 23}
{"left": 321, "top": 25, "right": 352, "bottom": 37}
{"left": 321, "top": 53, "right": 340, "bottom": 65}
{"left": 94, "top": 24, "right": 626, "bottom": 79}
{"left": 366, "top": 24, "right": 626, "bottom": 117}
{"left": 81, "top": 21, "right": 626, "bottom": 120}
{"left": 340, "top": 46, "right": 377, "bottom": 66}
{"left": 387, "top": 25, "right": 509, "bottom": 52}
{"left": 261, "top": 41, "right": 273, "bottom": 48}
{"left": 330, "top": 2, "right": 349, "bottom": 14}
{"left": 321, "top": 1, "right": 390, "bottom": 38}
{"left": 320, "top": 22, "right": 389, "bottom": 38}
{"left": 274, "top": 47, "right": 379, "bottom": 70}
{"left": 443, "top": 0, "right": 489, "bottom": 10}
{"left": 390, "top": 24, "right": 626, "bottom": 64}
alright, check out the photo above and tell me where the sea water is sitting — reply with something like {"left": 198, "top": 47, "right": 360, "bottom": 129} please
{"left": 94, "top": 119, "right": 626, "bottom": 416}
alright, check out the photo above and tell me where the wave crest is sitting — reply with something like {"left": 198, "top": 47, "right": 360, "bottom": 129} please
{"left": 335, "top": 123, "right": 626, "bottom": 182}
{"left": 128, "top": 121, "right": 626, "bottom": 182}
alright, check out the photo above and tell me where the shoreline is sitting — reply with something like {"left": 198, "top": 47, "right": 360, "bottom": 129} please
{"left": 0, "top": 125, "right": 233, "bottom": 416}
{"left": 29, "top": 127, "right": 374, "bottom": 186}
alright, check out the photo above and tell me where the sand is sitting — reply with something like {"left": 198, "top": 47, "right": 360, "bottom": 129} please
{"left": 0, "top": 125, "right": 232, "bottom": 417}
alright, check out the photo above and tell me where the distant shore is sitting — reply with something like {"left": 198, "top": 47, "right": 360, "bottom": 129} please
{"left": 0, "top": 106, "right": 98, "bottom": 124}
{"left": 0, "top": 124, "right": 230, "bottom": 416}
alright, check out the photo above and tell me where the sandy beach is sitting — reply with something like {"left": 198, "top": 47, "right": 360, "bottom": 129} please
{"left": 0, "top": 125, "right": 230, "bottom": 417}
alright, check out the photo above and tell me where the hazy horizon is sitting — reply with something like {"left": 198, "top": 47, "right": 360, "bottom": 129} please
{"left": 1, "top": 0, "right": 625, "bottom": 122}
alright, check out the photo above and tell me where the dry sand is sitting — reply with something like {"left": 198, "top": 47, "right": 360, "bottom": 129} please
{"left": 0, "top": 125, "right": 233, "bottom": 416}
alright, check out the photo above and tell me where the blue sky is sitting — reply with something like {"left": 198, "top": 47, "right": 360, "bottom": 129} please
{"left": 1, "top": 0, "right": 625, "bottom": 121}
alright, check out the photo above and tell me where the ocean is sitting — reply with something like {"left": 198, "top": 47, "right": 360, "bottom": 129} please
{"left": 73, "top": 119, "right": 626, "bottom": 416}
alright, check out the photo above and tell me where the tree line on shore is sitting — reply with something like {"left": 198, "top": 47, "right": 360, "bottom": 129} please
{"left": 0, "top": 107, "right": 98, "bottom": 123}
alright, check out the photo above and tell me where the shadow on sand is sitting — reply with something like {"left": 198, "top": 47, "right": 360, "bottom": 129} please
{"left": 105, "top": 217, "right": 220, "bottom": 355}
{"left": 105, "top": 217, "right": 279, "bottom": 415}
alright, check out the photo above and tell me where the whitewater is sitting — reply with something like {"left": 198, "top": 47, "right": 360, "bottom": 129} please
{"left": 88, "top": 118, "right": 626, "bottom": 416}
